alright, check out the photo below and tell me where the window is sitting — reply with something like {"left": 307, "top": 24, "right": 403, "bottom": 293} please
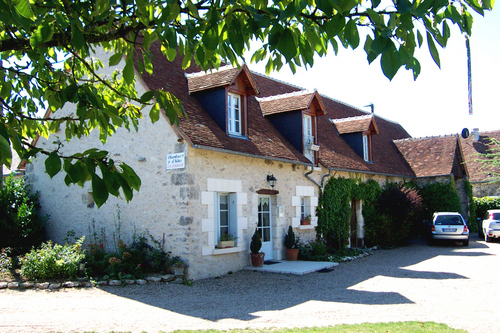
{"left": 300, "top": 196, "right": 310, "bottom": 219}
{"left": 363, "top": 134, "right": 369, "bottom": 162}
{"left": 303, "top": 115, "right": 314, "bottom": 162}
{"left": 216, "top": 193, "right": 237, "bottom": 243}
{"left": 228, "top": 93, "right": 241, "bottom": 136}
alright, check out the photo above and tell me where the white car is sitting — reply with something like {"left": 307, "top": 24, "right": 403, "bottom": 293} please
{"left": 482, "top": 209, "right": 500, "bottom": 242}
{"left": 428, "top": 212, "right": 469, "bottom": 246}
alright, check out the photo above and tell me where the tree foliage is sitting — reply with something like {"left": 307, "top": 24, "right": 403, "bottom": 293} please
{"left": 0, "top": 0, "right": 493, "bottom": 205}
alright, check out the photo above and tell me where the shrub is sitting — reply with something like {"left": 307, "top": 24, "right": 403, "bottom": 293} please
{"left": 473, "top": 196, "right": 500, "bottom": 220}
{"left": 364, "top": 183, "right": 424, "bottom": 247}
{"left": 0, "top": 175, "right": 45, "bottom": 255}
{"left": 20, "top": 237, "right": 86, "bottom": 280}
{"left": 84, "top": 234, "right": 171, "bottom": 279}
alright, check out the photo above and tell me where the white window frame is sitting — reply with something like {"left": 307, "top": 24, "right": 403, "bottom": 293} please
{"left": 300, "top": 196, "right": 310, "bottom": 219}
{"left": 228, "top": 93, "right": 242, "bottom": 136}
{"left": 363, "top": 134, "right": 369, "bottom": 162}
{"left": 216, "top": 192, "right": 237, "bottom": 244}
{"left": 303, "top": 114, "right": 314, "bottom": 162}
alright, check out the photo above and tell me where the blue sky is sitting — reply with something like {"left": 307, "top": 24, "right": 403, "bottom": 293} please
{"left": 248, "top": 8, "right": 500, "bottom": 138}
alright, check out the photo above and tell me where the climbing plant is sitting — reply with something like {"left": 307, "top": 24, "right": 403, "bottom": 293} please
{"left": 419, "top": 179, "right": 462, "bottom": 219}
{"left": 317, "top": 177, "right": 381, "bottom": 250}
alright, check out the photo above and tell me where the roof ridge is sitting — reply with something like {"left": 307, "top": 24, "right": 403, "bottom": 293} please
{"left": 393, "top": 133, "right": 458, "bottom": 142}
{"left": 185, "top": 64, "right": 235, "bottom": 78}
{"left": 255, "top": 89, "right": 315, "bottom": 102}
{"left": 330, "top": 114, "right": 373, "bottom": 123}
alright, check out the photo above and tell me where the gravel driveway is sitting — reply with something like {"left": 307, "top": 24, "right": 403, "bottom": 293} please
{"left": 1, "top": 235, "right": 497, "bottom": 333}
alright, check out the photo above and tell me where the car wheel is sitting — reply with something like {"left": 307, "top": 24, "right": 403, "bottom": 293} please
{"left": 485, "top": 233, "right": 490, "bottom": 242}
{"left": 463, "top": 239, "right": 469, "bottom": 246}
{"left": 479, "top": 227, "right": 484, "bottom": 238}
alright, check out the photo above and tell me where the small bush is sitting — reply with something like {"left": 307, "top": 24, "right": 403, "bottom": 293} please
{"left": 0, "top": 175, "right": 45, "bottom": 255}
{"left": 20, "top": 237, "right": 85, "bottom": 280}
{"left": 85, "top": 235, "right": 171, "bottom": 279}
{"left": 364, "top": 183, "right": 424, "bottom": 247}
{"left": 0, "top": 247, "right": 13, "bottom": 272}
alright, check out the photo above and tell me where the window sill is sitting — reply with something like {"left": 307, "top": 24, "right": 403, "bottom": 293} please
{"left": 212, "top": 246, "right": 245, "bottom": 256}
{"left": 299, "top": 225, "right": 315, "bottom": 230}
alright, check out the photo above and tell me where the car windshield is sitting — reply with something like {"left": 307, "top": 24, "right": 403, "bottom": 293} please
{"left": 491, "top": 213, "right": 500, "bottom": 220}
{"left": 435, "top": 215, "right": 463, "bottom": 225}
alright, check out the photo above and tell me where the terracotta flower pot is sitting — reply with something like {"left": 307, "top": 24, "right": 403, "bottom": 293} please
{"left": 250, "top": 252, "right": 265, "bottom": 267}
{"left": 286, "top": 248, "right": 299, "bottom": 261}
{"left": 300, "top": 219, "right": 311, "bottom": 225}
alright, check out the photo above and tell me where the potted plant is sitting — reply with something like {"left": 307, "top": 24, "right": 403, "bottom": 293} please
{"left": 250, "top": 229, "right": 265, "bottom": 267}
{"left": 300, "top": 215, "right": 311, "bottom": 225}
{"left": 171, "top": 256, "right": 185, "bottom": 276}
{"left": 217, "top": 233, "right": 235, "bottom": 248}
{"left": 284, "top": 225, "right": 299, "bottom": 261}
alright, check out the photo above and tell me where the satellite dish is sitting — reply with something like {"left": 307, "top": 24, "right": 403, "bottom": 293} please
{"left": 461, "top": 128, "right": 470, "bottom": 139}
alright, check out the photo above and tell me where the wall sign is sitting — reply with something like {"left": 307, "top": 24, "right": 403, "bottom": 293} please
{"left": 166, "top": 153, "right": 185, "bottom": 170}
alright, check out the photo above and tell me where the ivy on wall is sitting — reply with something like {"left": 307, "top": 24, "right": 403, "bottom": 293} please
{"left": 317, "top": 177, "right": 380, "bottom": 250}
{"left": 419, "top": 179, "right": 462, "bottom": 219}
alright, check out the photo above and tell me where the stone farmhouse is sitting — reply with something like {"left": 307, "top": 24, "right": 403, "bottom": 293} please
{"left": 25, "top": 43, "right": 478, "bottom": 280}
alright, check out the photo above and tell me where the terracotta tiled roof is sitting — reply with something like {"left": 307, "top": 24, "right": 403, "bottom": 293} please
{"left": 318, "top": 103, "right": 414, "bottom": 176}
{"left": 460, "top": 130, "right": 500, "bottom": 182}
{"left": 135, "top": 42, "right": 422, "bottom": 176}
{"left": 256, "top": 90, "right": 325, "bottom": 116}
{"left": 393, "top": 135, "right": 460, "bottom": 177}
{"left": 186, "top": 65, "right": 259, "bottom": 95}
{"left": 332, "top": 115, "right": 378, "bottom": 135}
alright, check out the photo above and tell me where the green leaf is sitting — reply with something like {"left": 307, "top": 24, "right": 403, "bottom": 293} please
{"left": 276, "top": 28, "right": 298, "bottom": 62}
{"left": 45, "top": 151, "right": 61, "bottom": 178}
{"left": 123, "top": 54, "right": 135, "bottom": 84}
{"left": 426, "top": 32, "right": 441, "bottom": 68}
{"left": 92, "top": 173, "right": 109, "bottom": 208}
{"left": 381, "top": 48, "right": 402, "bottom": 80}
{"left": 323, "top": 15, "right": 345, "bottom": 39}
{"left": 12, "top": 0, "right": 34, "bottom": 18}
{"left": 344, "top": 19, "right": 360, "bottom": 49}
{"left": 119, "top": 163, "right": 141, "bottom": 191}
{"left": 140, "top": 90, "right": 156, "bottom": 104}
{"left": 396, "top": 0, "right": 413, "bottom": 14}
{"left": 71, "top": 24, "right": 85, "bottom": 50}
{"left": 0, "top": 135, "right": 12, "bottom": 168}
{"left": 149, "top": 102, "right": 160, "bottom": 123}
{"left": 202, "top": 26, "right": 219, "bottom": 51}
{"left": 109, "top": 51, "right": 124, "bottom": 66}
{"left": 30, "top": 22, "right": 54, "bottom": 48}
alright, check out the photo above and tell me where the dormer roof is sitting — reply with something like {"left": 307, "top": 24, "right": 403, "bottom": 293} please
{"left": 256, "top": 90, "right": 326, "bottom": 116}
{"left": 331, "top": 114, "right": 379, "bottom": 135}
{"left": 186, "top": 64, "right": 259, "bottom": 95}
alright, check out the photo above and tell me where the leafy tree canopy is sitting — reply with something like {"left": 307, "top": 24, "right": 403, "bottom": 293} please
{"left": 0, "top": 0, "right": 493, "bottom": 206}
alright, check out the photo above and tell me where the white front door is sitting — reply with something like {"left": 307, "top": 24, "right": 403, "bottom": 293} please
{"left": 258, "top": 196, "right": 273, "bottom": 260}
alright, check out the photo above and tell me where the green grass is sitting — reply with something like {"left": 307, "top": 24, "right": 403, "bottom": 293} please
{"left": 80, "top": 322, "right": 468, "bottom": 333}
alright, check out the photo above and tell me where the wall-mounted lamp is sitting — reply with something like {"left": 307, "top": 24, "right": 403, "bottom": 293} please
{"left": 267, "top": 174, "right": 277, "bottom": 188}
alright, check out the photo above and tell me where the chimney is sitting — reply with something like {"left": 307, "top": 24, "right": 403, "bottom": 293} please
{"left": 472, "top": 128, "right": 480, "bottom": 141}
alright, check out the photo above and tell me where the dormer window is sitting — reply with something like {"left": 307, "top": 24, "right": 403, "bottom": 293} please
{"left": 257, "top": 90, "right": 326, "bottom": 164}
{"left": 228, "top": 93, "right": 242, "bottom": 136}
{"left": 185, "top": 64, "right": 259, "bottom": 138}
{"left": 331, "top": 115, "right": 379, "bottom": 163}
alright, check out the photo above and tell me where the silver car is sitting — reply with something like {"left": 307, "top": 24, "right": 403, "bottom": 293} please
{"left": 429, "top": 212, "right": 469, "bottom": 246}
{"left": 482, "top": 209, "right": 500, "bottom": 242}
